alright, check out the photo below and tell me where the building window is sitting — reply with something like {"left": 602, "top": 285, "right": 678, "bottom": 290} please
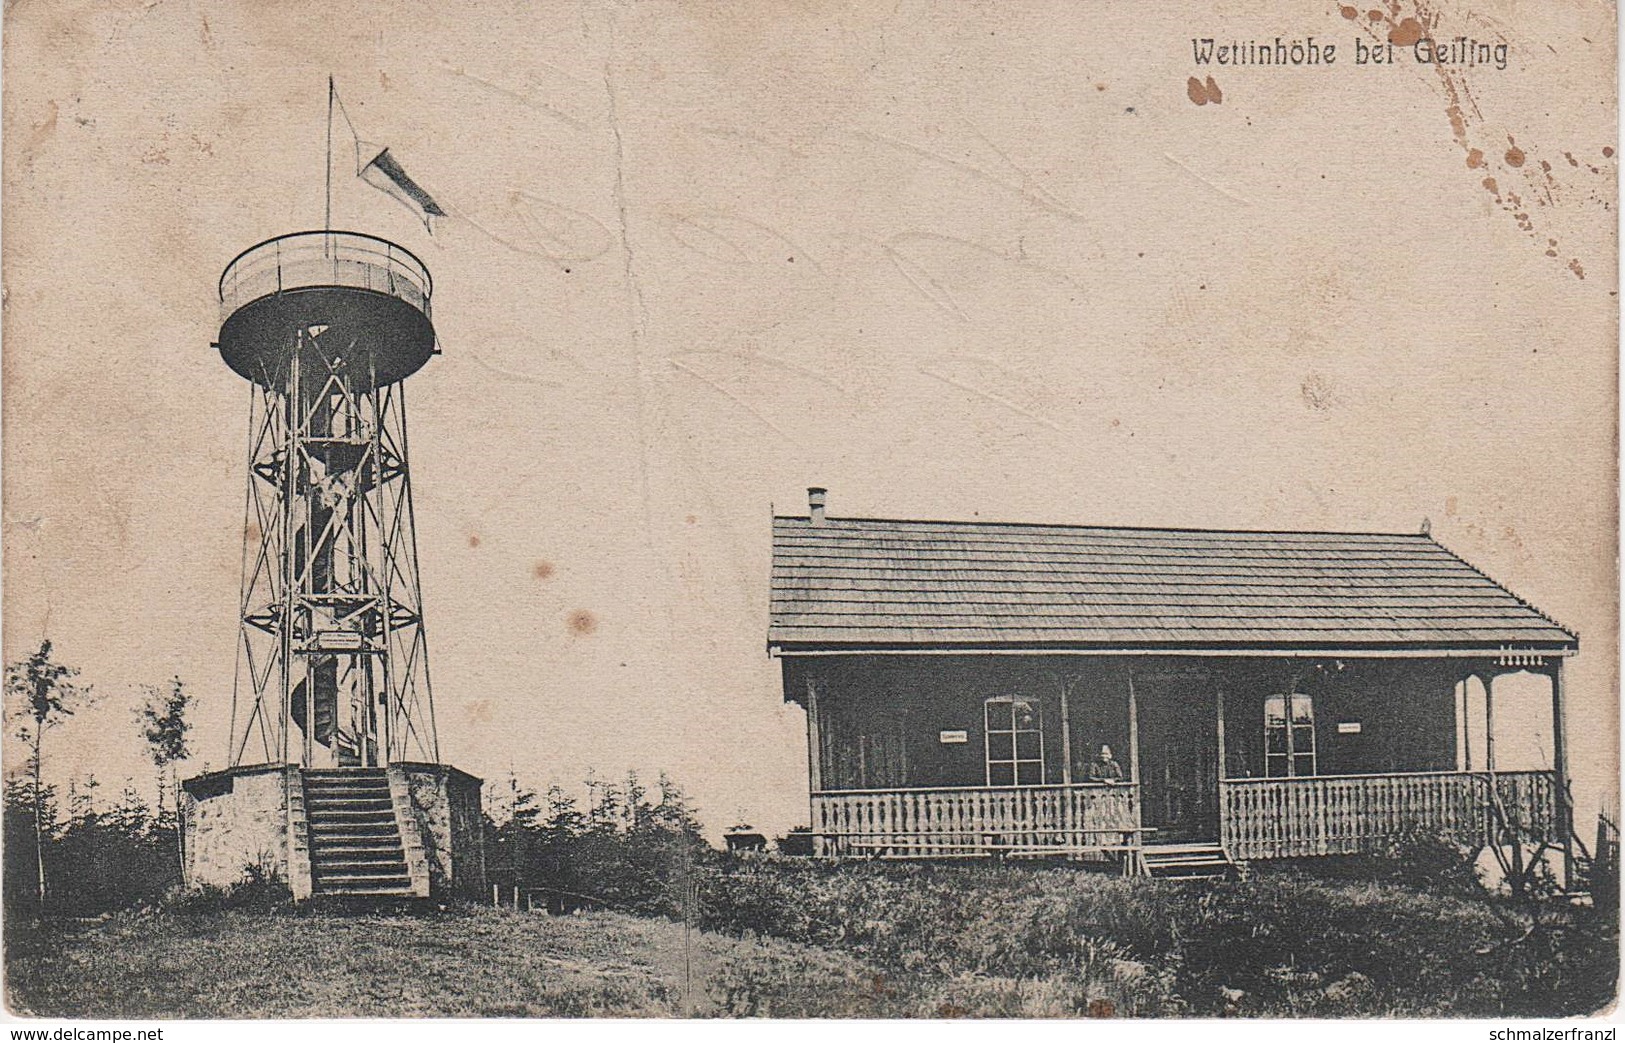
{"left": 985, "top": 696, "right": 1043, "bottom": 786}
{"left": 1264, "top": 693, "right": 1317, "bottom": 778}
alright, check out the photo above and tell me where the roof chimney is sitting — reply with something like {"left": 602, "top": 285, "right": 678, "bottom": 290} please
{"left": 808, "top": 487, "right": 828, "bottom": 525}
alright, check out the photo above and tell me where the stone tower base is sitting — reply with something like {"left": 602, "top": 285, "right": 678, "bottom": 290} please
{"left": 182, "top": 763, "right": 485, "bottom": 901}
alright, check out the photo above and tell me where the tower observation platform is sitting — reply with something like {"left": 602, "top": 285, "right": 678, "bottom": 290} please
{"left": 218, "top": 231, "right": 436, "bottom": 390}
{"left": 185, "top": 229, "right": 483, "bottom": 902}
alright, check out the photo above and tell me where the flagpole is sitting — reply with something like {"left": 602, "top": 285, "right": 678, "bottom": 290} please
{"left": 325, "top": 75, "right": 335, "bottom": 238}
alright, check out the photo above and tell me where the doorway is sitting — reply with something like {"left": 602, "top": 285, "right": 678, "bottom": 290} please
{"left": 1136, "top": 670, "right": 1219, "bottom": 842}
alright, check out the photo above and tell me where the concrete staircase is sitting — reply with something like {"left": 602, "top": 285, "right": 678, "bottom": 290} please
{"left": 303, "top": 769, "right": 419, "bottom": 898}
{"left": 1140, "top": 842, "right": 1240, "bottom": 880}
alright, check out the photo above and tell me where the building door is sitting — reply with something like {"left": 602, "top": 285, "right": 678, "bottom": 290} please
{"left": 1136, "top": 673, "right": 1219, "bottom": 842}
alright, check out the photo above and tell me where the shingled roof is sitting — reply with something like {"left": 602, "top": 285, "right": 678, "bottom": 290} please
{"left": 768, "top": 510, "right": 1576, "bottom": 654}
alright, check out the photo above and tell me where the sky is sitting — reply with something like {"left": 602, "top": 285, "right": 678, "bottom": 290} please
{"left": 3, "top": 0, "right": 1617, "bottom": 839}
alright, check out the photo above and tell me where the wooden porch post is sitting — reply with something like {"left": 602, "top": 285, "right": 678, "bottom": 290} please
{"left": 1551, "top": 658, "right": 1573, "bottom": 891}
{"left": 1461, "top": 678, "right": 1473, "bottom": 771}
{"left": 1484, "top": 673, "right": 1496, "bottom": 772}
{"left": 1125, "top": 664, "right": 1143, "bottom": 871}
{"left": 805, "top": 676, "right": 824, "bottom": 792}
{"left": 1125, "top": 666, "right": 1140, "bottom": 787}
{"left": 805, "top": 675, "right": 825, "bottom": 857}
{"left": 1059, "top": 676, "right": 1074, "bottom": 787}
{"left": 1216, "top": 683, "right": 1227, "bottom": 851}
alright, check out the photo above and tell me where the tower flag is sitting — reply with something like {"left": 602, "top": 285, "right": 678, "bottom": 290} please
{"left": 358, "top": 148, "right": 448, "bottom": 231}
{"left": 329, "top": 79, "right": 447, "bottom": 233}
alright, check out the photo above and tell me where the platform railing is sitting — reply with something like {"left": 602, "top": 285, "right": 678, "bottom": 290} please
{"left": 1219, "top": 769, "right": 1557, "bottom": 860}
{"left": 219, "top": 230, "right": 432, "bottom": 321}
{"left": 810, "top": 782, "right": 1140, "bottom": 859}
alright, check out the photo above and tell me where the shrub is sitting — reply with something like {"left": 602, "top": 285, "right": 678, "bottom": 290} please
{"left": 694, "top": 857, "right": 1617, "bottom": 1016}
{"left": 167, "top": 855, "right": 292, "bottom": 914}
{"left": 709, "top": 940, "right": 913, "bottom": 1017}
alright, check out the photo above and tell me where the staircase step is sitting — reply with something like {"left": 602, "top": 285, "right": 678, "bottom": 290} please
{"left": 311, "top": 845, "right": 405, "bottom": 858}
{"left": 308, "top": 844, "right": 404, "bottom": 857}
{"left": 311, "top": 820, "right": 399, "bottom": 832}
{"left": 315, "top": 884, "right": 418, "bottom": 898}
{"left": 310, "top": 840, "right": 405, "bottom": 853}
{"left": 305, "top": 787, "right": 392, "bottom": 798}
{"left": 1143, "top": 844, "right": 1226, "bottom": 854}
{"left": 314, "top": 875, "right": 414, "bottom": 888}
{"left": 315, "top": 864, "right": 410, "bottom": 878}
{"left": 311, "top": 840, "right": 403, "bottom": 852}
{"left": 313, "top": 870, "right": 412, "bottom": 890}
{"left": 1140, "top": 842, "right": 1237, "bottom": 879}
{"left": 310, "top": 827, "right": 398, "bottom": 838}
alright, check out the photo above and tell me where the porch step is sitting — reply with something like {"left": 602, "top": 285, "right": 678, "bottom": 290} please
{"left": 1142, "top": 842, "right": 1239, "bottom": 880}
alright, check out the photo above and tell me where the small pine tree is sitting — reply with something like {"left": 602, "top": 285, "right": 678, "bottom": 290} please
{"left": 654, "top": 773, "right": 705, "bottom": 839}
{"left": 5, "top": 640, "right": 91, "bottom": 912}
{"left": 137, "top": 677, "right": 192, "bottom": 885}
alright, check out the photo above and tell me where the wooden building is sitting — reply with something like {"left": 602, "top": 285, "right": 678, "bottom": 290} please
{"left": 769, "top": 489, "right": 1576, "bottom": 876}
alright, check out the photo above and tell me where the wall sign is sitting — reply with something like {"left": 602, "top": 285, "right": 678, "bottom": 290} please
{"left": 1337, "top": 721, "right": 1362, "bottom": 734}
{"left": 939, "top": 730, "right": 968, "bottom": 744}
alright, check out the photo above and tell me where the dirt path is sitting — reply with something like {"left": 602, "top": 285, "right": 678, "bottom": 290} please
{"left": 627, "top": 912, "right": 725, "bottom": 1016}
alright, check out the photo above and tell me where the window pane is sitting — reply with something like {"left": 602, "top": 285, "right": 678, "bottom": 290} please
{"left": 1012, "top": 700, "right": 1037, "bottom": 730}
{"left": 1290, "top": 693, "right": 1314, "bottom": 724}
{"left": 986, "top": 700, "right": 1007, "bottom": 730}
{"left": 1265, "top": 694, "right": 1286, "bottom": 726}
{"left": 1266, "top": 729, "right": 1287, "bottom": 755}
{"left": 987, "top": 733, "right": 1014, "bottom": 761}
{"left": 1016, "top": 760, "right": 1043, "bottom": 786}
{"left": 1292, "top": 723, "right": 1315, "bottom": 748}
{"left": 988, "top": 762, "right": 1015, "bottom": 787}
{"left": 1294, "top": 753, "right": 1316, "bottom": 777}
{"left": 1266, "top": 755, "right": 1289, "bottom": 778}
{"left": 1016, "top": 731, "right": 1041, "bottom": 760}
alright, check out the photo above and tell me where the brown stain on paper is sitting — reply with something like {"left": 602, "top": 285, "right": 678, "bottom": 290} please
{"left": 1186, "top": 76, "right": 1223, "bottom": 106}
{"left": 24, "top": 101, "right": 58, "bottom": 162}
{"left": 568, "top": 609, "right": 598, "bottom": 636}
{"left": 1387, "top": 17, "right": 1424, "bottom": 47}
{"left": 1357, "top": 2, "right": 1606, "bottom": 280}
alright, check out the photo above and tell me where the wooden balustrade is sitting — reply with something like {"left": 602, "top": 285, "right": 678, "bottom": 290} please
{"left": 1219, "top": 770, "right": 1557, "bottom": 860}
{"left": 810, "top": 783, "right": 1140, "bottom": 859}
{"left": 811, "top": 771, "right": 1556, "bottom": 863}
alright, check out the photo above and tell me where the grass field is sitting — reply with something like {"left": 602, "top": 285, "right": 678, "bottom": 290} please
{"left": 6, "top": 906, "right": 757, "bottom": 1018}
{"left": 4, "top": 863, "right": 1617, "bottom": 1018}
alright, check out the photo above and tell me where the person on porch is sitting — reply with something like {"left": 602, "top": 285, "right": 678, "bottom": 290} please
{"left": 1089, "top": 744, "right": 1124, "bottom": 784}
